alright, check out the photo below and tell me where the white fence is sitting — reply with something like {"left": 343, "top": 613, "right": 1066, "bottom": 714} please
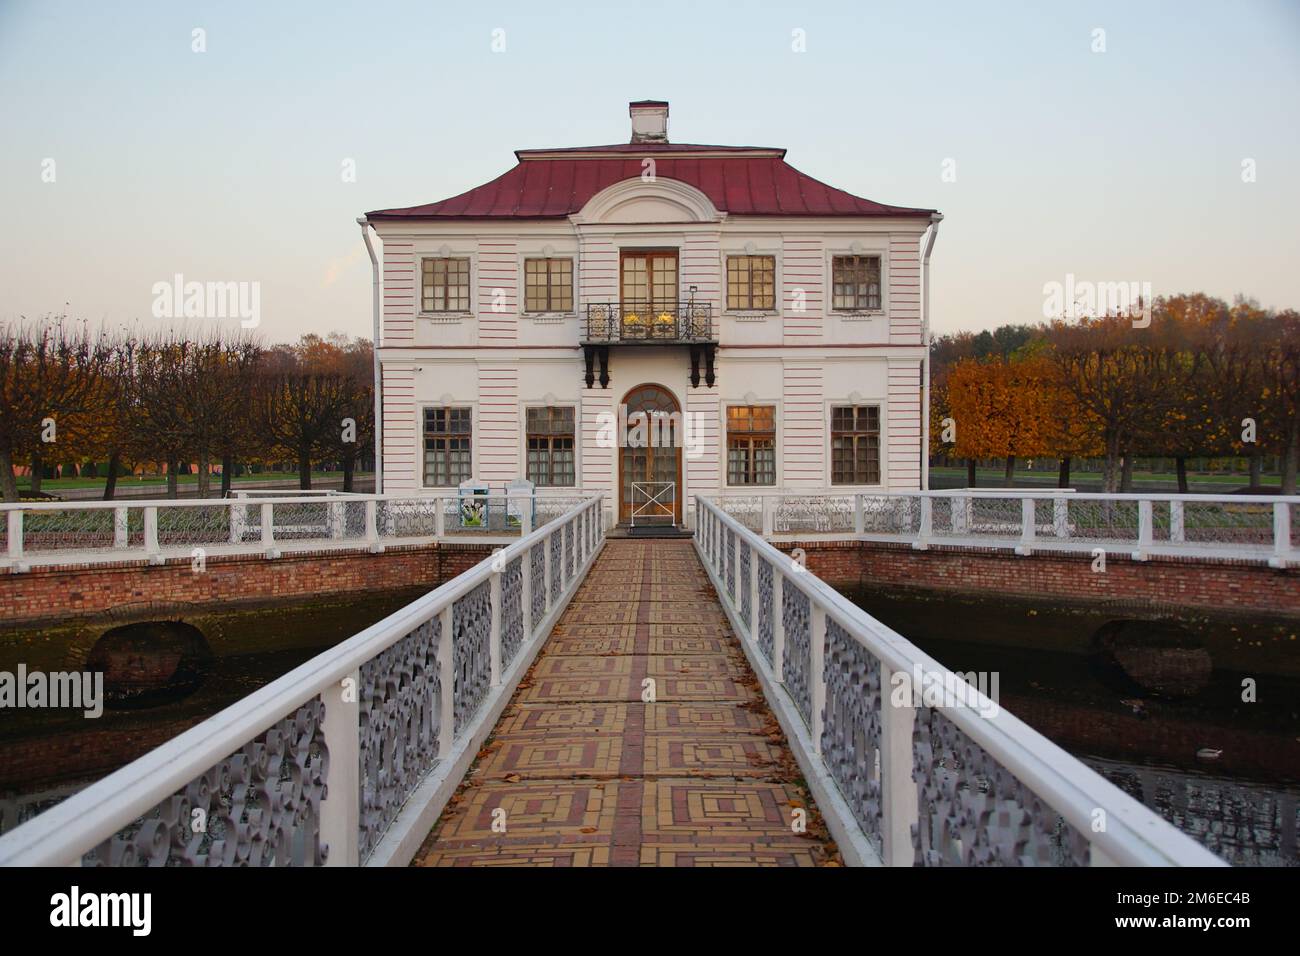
{"left": 0, "top": 495, "right": 606, "bottom": 866}
{"left": 714, "top": 490, "right": 1300, "bottom": 567}
{"left": 0, "top": 492, "right": 596, "bottom": 571}
{"left": 695, "top": 496, "right": 1225, "bottom": 866}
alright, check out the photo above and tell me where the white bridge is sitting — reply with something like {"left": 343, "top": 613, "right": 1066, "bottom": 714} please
{"left": 0, "top": 489, "right": 1293, "bottom": 866}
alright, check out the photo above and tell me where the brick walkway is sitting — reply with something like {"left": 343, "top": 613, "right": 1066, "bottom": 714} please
{"left": 414, "top": 538, "right": 840, "bottom": 867}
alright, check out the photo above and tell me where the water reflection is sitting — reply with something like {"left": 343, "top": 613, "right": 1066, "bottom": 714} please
{"left": 848, "top": 586, "right": 1300, "bottom": 866}
{"left": 0, "top": 587, "right": 428, "bottom": 836}
{"left": 86, "top": 621, "right": 212, "bottom": 708}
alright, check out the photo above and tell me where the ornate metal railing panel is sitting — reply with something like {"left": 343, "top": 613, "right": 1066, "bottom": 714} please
{"left": 822, "top": 619, "right": 883, "bottom": 855}
{"left": 756, "top": 557, "right": 774, "bottom": 665}
{"left": 693, "top": 495, "right": 1225, "bottom": 868}
{"left": 724, "top": 527, "right": 736, "bottom": 602}
{"left": 583, "top": 300, "right": 715, "bottom": 344}
{"left": 0, "top": 496, "right": 606, "bottom": 867}
{"left": 83, "top": 698, "right": 329, "bottom": 867}
{"left": 530, "top": 539, "right": 546, "bottom": 623}
{"left": 781, "top": 584, "right": 812, "bottom": 728}
{"left": 452, "top": 580, "right": 493, "bottom": 732}
{"left": 912, "top": 705, "right": 1090, "bottom": 866}
{"left": 550, "top": 529, "right": 562, "bottom": 604}
{"left": 358, "top": 619, "right": 441, "bottom": 861}
{"left": 564, "top": 520, "right": 575, "bottom": 580}
{"left": 707, "top": 490, "right": 1299, "bottom": 568}
{"left": 739, "top": 539, "right": 752, "bottom": 629}
{"left": 500, "top": 555, "right": 525, "bottom": 668}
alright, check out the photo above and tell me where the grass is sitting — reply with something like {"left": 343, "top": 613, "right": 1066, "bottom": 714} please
{"left": 17, "top": 471, "right": 371, "bottom": 491}
{"left": 929, "top": 467, "right": 1282, "bottom": 490}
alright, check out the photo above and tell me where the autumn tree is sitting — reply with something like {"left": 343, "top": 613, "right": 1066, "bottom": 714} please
{"left": 1045, "top": 312, "right": 1180, "bottom": 492}
{"left": 0, "top": 319, "right": 116, "bottom": 501}
{"left": 256, "top": 367, "right": 354, "bottom": 489}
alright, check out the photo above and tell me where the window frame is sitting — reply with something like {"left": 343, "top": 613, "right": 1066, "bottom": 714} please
{"left": 725, "top": 403, "right": 777, "bottom": 486}
{"left": 524, "top": 405, "right": 577, "bottom": 488}
{"left": 421, "top": 404, "right": 474, "bottom": 488}
{"left": 829, "top": 253, "right": 885, "bottom": 314}
{"left": 725, "top": 254, "right": 777, "bottom": 312}
{"left": 418, "top": 255, "right": 472, "bottom": 315}
{"left": 828, "top": 403, "right": 883, "bottom": 487}
{"left": 523, "top": 257, "right": 575, "bottom": 314}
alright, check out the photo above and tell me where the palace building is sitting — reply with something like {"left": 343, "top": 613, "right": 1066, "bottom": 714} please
{"left": 361, "top": 101, "right": 941, "bottom": 528}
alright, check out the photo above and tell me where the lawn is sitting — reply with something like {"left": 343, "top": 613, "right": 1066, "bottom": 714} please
{"left": 929, "top": 466, "right": 1282, "bottom": 492}
{"left": 17, "top": 471, "right": 371, "bottom": 491}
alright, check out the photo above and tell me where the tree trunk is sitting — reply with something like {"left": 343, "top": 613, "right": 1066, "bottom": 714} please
{"left": 1120, "top": 453, "right": 1134, "bottom": 492}
{"left": 167, "top": 461, "right": 179, "bottom": 499}
{"left": 1102, "top": 433, "right": 1121, "bottom": 492}
{"left": 298, "top": 452, "right": 312, "bottom": 490}
{"left": 102, "top": 450, "right": 121, "bottom": 501}
{"left": 221, "top": 454, "right": 234, "bottom": 497}
{"left": 967, "top": 458, "right": 977, "bottom": 488}
{"left": 1248, "top": 454, "right": 1262, "bottom": 489}
{"left": 1283, "top": 421, "right": 1299, "bottom": 495}
{"left": 342, "top": 450, "right": 355, "bottom": 493}
{"left": 1058, "top": 456, "right": 1071, "bottom": 489}
{"left": 1175, "top": 455, "right": 1189, "bottom": 495}
{"left": 196, "top": 451, "right": 210, "bottom": 498}
{"left": 0, "top": 447, "right": 18, "bottom": 502}
{"left": 1003, "top": 455, "right": 1016, "bottom": 486}
{"left": 29, "top": 451, "right": 42, "bottom": 496}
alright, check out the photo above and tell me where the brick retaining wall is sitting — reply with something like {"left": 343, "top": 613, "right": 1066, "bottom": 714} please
{"left": 781, "top": 540, "right": 1300, "bottom": 616}
{"left": 0, "top": 543, "right": 495, "bottom": 626}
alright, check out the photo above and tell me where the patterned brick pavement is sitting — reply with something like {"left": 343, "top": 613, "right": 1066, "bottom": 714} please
{"left": 413, "top": 538, "right": 840, "bottom": 867}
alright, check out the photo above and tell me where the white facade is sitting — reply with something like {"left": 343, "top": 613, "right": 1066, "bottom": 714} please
{"left": 365, "top": 104, "right": 940, "bottom": 528}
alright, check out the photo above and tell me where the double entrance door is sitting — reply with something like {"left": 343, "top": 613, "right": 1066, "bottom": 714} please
{"left": 618, "top": 383, "right": 681, "bottom": 526}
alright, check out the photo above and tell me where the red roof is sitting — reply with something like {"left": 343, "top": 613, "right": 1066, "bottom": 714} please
{"left": 366, "top": 145, "right": 935, "bottom": 221}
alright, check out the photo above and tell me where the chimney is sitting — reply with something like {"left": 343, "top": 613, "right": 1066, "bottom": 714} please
{"left": 629, "top": 100, "right": 669, "bottom": 144}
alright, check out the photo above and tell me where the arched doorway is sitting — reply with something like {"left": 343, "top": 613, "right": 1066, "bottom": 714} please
{"left": 619, "top": 384, "right": 682, "bottom": 526}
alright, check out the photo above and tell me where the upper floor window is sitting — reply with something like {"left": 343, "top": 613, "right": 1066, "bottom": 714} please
{"left": 726, "top": 255, "right": 776, "bottom": 311}
{"left": 423, "top": 406, "right": 472, "bottom": 486}
{"left": 421, "top": 257, "right": 470, "bottom": 313}
{"left": 524, "top": 258, "right": 573, "bottom": 312}
{"left": 830, "top": 405, "right": 880, "bottom": 485}
{"left": 831, "top": 255, "right": 882, "bottom": 311}
{"left": 727, "top": 404, "right": 776, "bottom": 485}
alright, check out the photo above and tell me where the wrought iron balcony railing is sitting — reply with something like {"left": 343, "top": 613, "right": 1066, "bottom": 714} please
{"left": 583, "top": 300, "right": 715, "bottom": 344}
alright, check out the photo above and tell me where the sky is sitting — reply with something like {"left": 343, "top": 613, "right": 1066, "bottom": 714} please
{"left": 1, "top": 0, "right": 1298, "bottom": 344}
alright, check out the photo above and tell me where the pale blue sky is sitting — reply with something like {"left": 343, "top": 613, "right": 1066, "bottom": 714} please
{"left": 1, "top": 0, "right": 1297, "bottom": 342}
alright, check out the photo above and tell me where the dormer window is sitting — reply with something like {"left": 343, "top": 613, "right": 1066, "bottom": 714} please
{"left": 832, "top": 255, "right": 882, "bottom": 311}
{"left": 421, "top": 257, "right": 470, "bottom": 313}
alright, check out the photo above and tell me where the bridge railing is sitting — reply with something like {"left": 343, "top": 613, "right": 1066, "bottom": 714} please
{"left": 695, "top": 495, "right": 1225, "bottom": 866}
{"left": 0, "top": 495, "right": 606, "bottom": 866}
{"left": 713, "top": 490, "right": 1300, "bottom": 567}
{"left": 0, "top": 491, "right": 598, "bottom": 570}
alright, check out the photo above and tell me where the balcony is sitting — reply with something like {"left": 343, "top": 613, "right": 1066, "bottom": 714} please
{"left": 582, "top": 300, "right": 715, "bottom": 345}
{"left": 580, "top": 300, "right": 717, "bottom": 389}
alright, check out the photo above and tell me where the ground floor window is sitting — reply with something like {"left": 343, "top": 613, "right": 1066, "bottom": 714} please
{"left": 726, "top": 404, "right": 776, "bottom": 485}
{"left": 526, "top": 406, "right": 575, "bottom": 486}
{"left": 423, "top": 406, "right": 472, "bottom": 486}
{"left": 830, "top": 404, "right": 880, "bottom": 484}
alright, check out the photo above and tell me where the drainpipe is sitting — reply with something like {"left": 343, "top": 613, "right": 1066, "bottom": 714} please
{"left": 920, "top": 213, "right": 943, "bottom": 491}
{"left": 357, "top": 217, "right": 383, "bottom": 495}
